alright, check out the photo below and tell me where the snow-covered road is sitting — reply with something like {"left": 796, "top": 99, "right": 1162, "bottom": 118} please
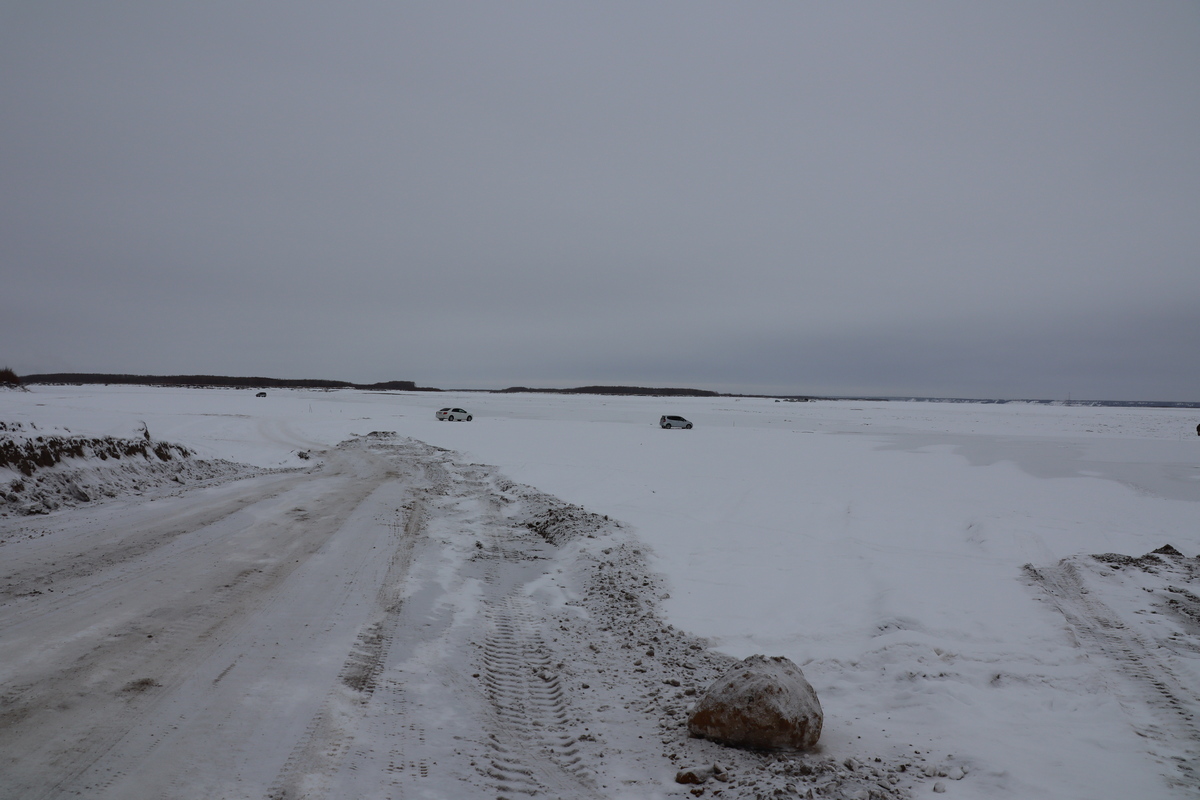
{"left": 3, "top": 431, "right": 905, "bottom": 799}
{"left": 2, "top": 438, "right": 415, "bottom": 797}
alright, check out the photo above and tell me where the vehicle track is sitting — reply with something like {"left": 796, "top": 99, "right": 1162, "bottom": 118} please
{"left": 393, "top": 453, "right": 605, "bottom": 799}
{"left": 0, "top": 468, "right": 304, "bottom": 604}
{"left": 1026, "top": 556, "right": 1200, "bottom": 794}
{"left": 477, "top": 594, "right": 597, "bottom": 798}
{"left": 0, "top": 439, "right": 405, "bottom": 799}
{"left": 265, "top": 497, "right": 427, "bottom": 799}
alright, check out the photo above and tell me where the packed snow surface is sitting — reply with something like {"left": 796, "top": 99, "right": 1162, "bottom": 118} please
{"left": 2, "top": 386, "right": 1198, "bottom": 799}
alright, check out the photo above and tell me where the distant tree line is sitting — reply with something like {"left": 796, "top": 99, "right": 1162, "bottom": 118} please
{"left": 497, "top": 385, "right": 720, "bottom": 397}
{"left": 19, "top": 374, "right": 440, "bottom": 391}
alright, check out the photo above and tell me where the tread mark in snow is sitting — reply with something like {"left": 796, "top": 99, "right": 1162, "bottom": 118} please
{"left": 267, "top": 499, "right": 424, "bottom": 800}
{"left": 477, "top": 597, "right": 597, "bottom": 798}
{"left": 1027, "top": 558, "right": 1200, "bottom": 792}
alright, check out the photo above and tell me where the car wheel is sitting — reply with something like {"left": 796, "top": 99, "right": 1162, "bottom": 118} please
{"left": 466, "top": 416, "right": 472, "bottom": 421}
{"left": 685, "top": 423, "right": 692, "bottom": 429}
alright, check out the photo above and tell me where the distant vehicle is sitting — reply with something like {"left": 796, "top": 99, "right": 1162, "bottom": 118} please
{"left": 437, "top": 407, "right": 473, "bottom": 421}
{"left": 255, "top": 392, "right": 267, "bottom": 398}
{"left": 660, "top": 415, "right": 692, "bottom": 429}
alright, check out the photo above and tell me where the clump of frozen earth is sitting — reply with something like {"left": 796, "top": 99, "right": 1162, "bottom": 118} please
{"left": 687, "top": 653, "right": 824, "bottom": 751}
{"left": 0, "top": 421, "right": 261, "bottom": 516}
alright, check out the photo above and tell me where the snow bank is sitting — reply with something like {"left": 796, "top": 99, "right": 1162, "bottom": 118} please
{"left": 1, "top": 420, "right": 262, "bottom": 517}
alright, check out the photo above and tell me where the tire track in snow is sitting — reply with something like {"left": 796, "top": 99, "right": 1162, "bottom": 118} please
{"left": 478, "top": 594, "right": 596, "bottom": 798}
{"left": 261, "top": 441, "right": 465, "bottom": 800}
{"left": 265, "top": 495, "right": 426, "bottom": 800}
{"left": 0, "top": 468, "right": 305, "bottom": 607}
{"left": 1027, "top": 557, "right": 1200, "bottom": 793}
{"left": 446, "top": 460, "right": 618, "bottom": 800}
{"left": 351, "top": 452, "right": 605, "bottom": 800}
{"left": 0, "top": 441, "right": 402, "bottom": 800}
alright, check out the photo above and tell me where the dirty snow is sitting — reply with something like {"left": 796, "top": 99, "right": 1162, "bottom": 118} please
{"left": 1, "top": 386, "right": 1198, "bottom": 799}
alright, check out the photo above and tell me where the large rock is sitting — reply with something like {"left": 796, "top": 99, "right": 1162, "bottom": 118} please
{"left": 687, "top": 654, "right": 823, "bottom": 751}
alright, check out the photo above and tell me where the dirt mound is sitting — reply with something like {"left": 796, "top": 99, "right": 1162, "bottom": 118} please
{"left": 1, "top": 422, "right": 259, "bottom": 516}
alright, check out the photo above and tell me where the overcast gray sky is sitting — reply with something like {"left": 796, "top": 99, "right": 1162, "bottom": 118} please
{"left": 3, "top": 2, "right": 1198, "bottom": 400}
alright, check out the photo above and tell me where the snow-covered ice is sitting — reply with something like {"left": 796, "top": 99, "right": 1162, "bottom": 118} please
{"left": 2, "top": 385, "right": 1198, "bottom": 799}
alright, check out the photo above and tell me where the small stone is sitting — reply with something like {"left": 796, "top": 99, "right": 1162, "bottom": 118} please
{"left": 676, "top": 766, "right": 712, "bottom": 784}
{"left": 932, "top": 781, "right": 947, "bottom": 793}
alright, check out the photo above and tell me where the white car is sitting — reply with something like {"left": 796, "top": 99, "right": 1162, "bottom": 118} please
{"left": 660, "top": 415, "right": 692, "bottom": 429}
{"left": 436, "top": 407, "right": 473, "bottom": 421}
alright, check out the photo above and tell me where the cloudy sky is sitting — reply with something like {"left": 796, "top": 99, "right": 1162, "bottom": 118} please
{"left": 3, "top": 2, "right": 1198, "bottom": 400}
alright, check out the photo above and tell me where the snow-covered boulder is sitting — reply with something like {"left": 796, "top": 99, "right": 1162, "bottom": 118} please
{"left": 687, "top": 654, "right": 823, "bottom": 751}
